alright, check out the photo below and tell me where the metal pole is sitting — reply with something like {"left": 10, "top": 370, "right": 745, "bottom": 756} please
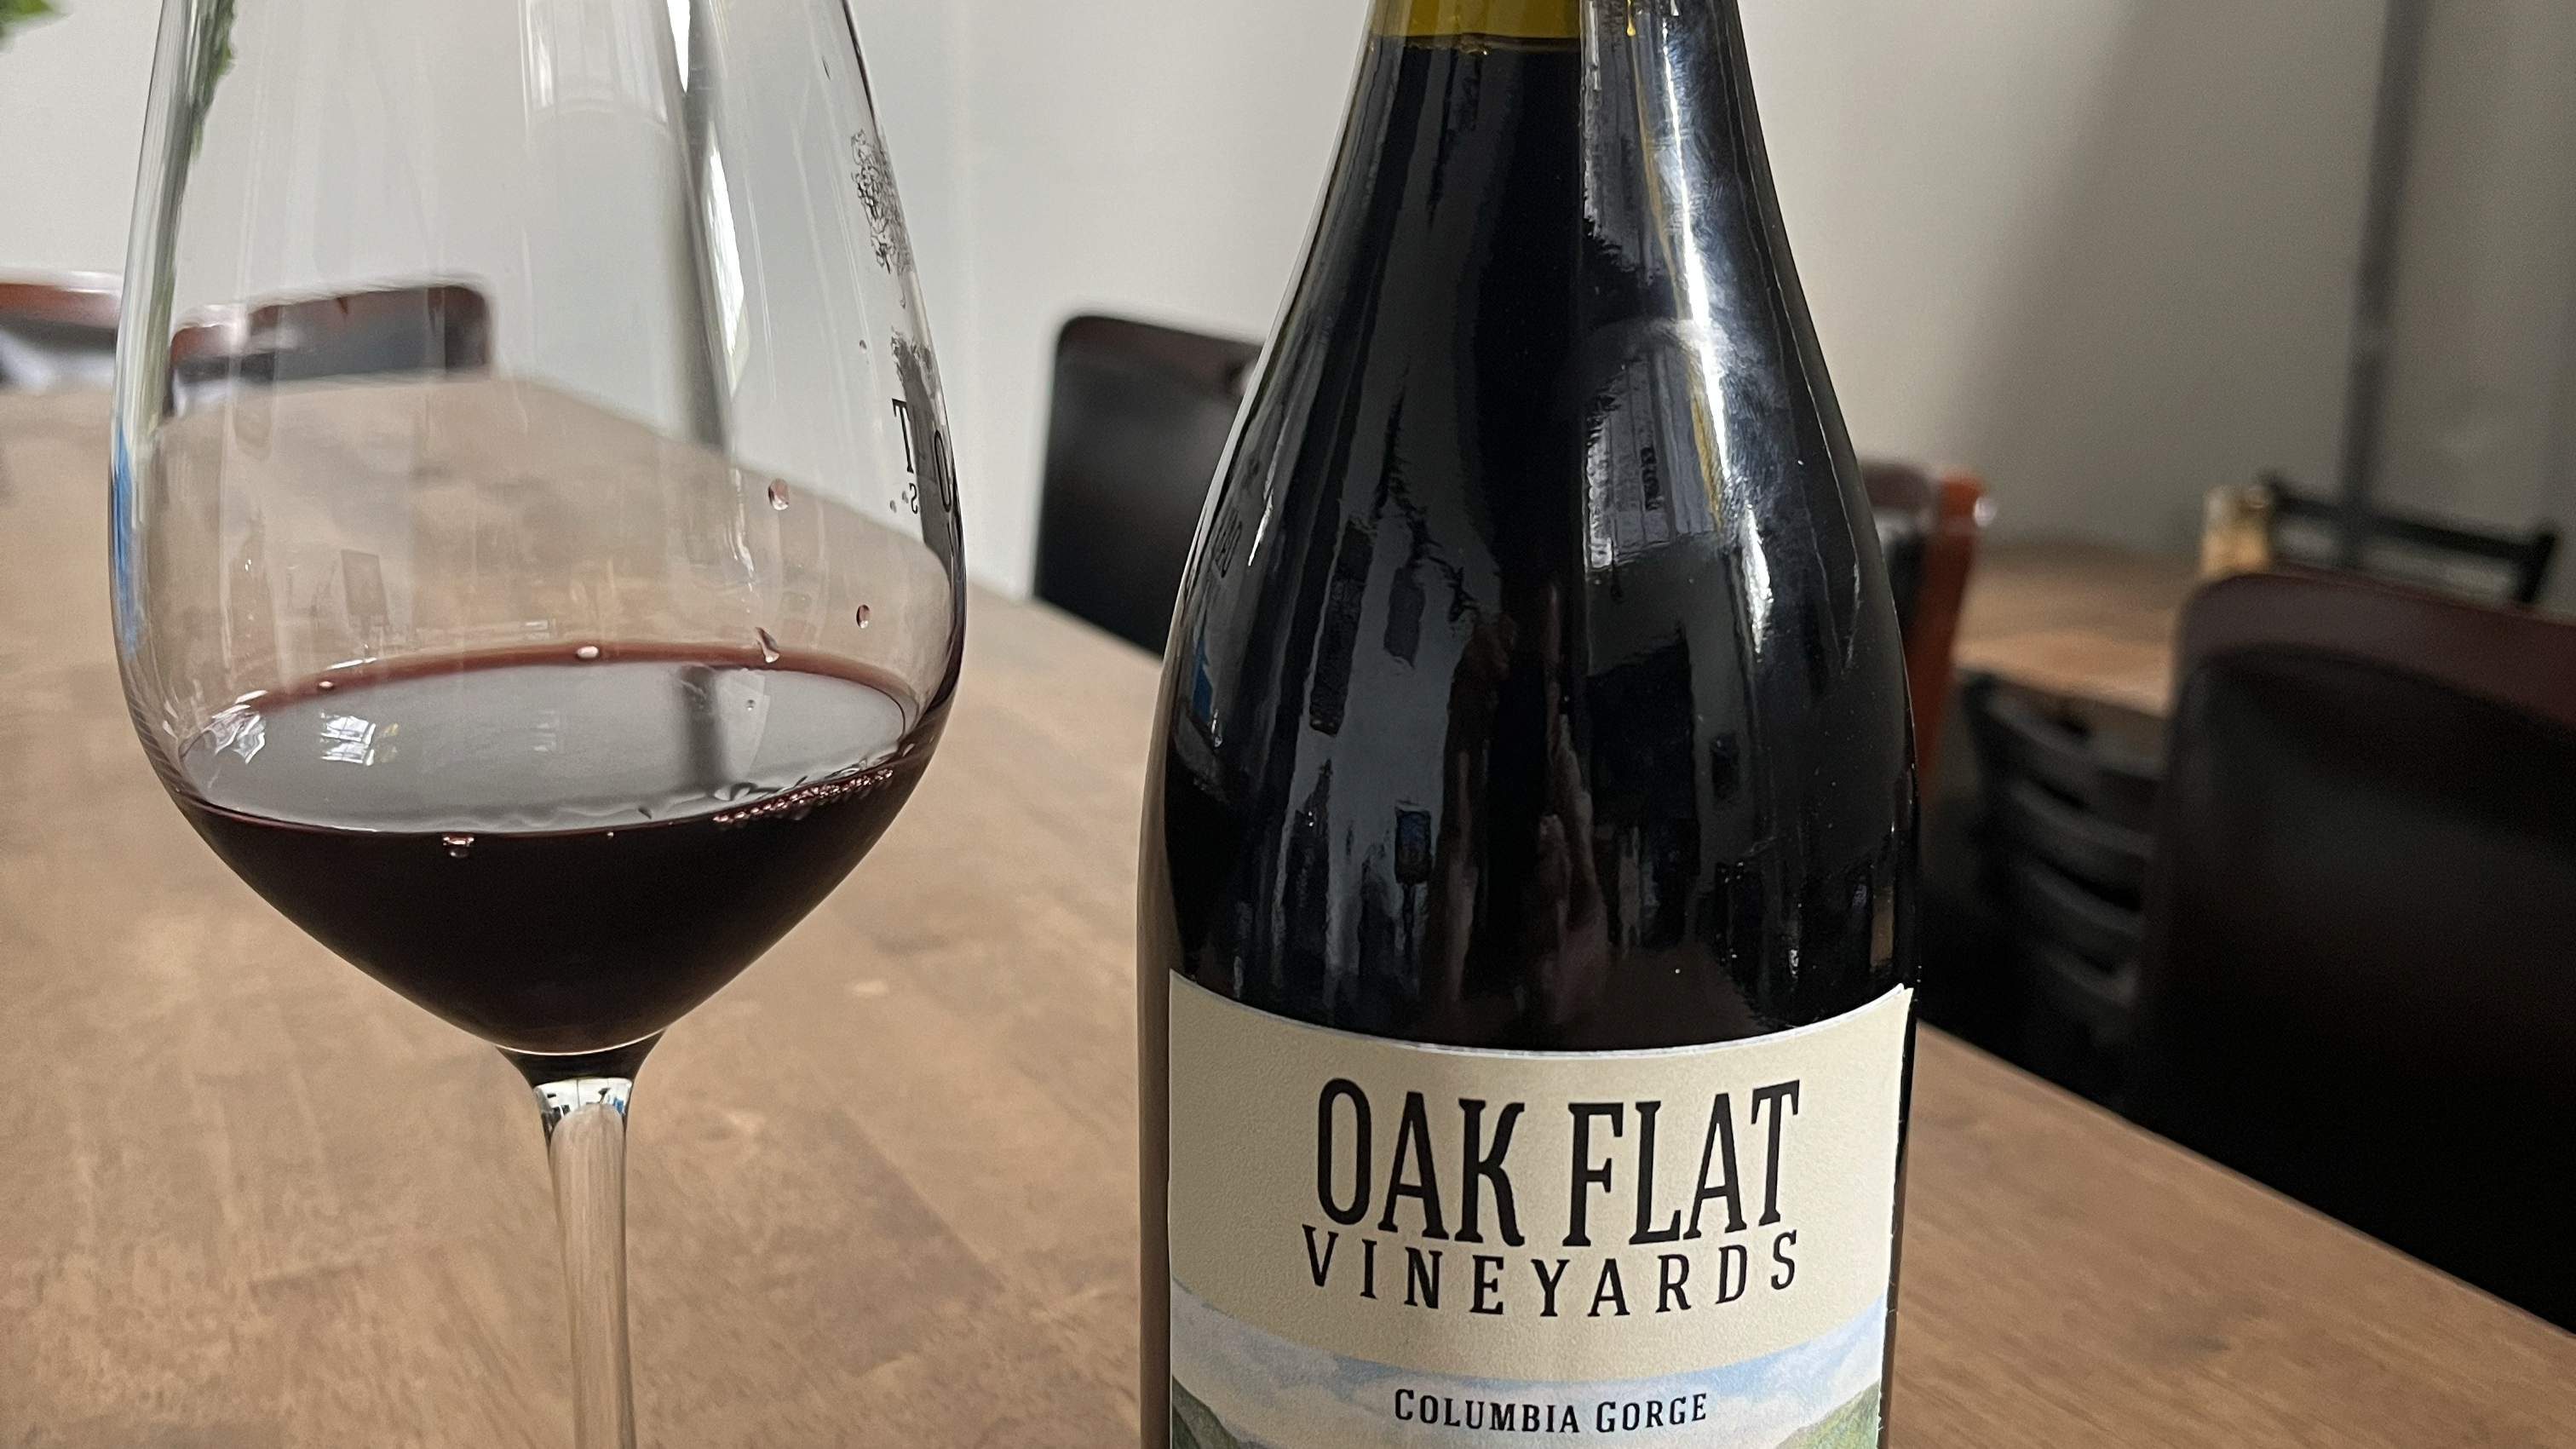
{"left": 2333, "top": 0, "right": 2435, "bottom": 567}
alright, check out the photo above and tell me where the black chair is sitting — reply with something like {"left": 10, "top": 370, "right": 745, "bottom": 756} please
{"left": 1952, "top": 674, "right": 2162, "bottom": 1103}
{"left": 2134, "top": 569, "right": 2576, "bottom": 1328}
{"left": 1034, "top": 315, "right": 1260, "bottom": 652}
{"left": 2257, "top": 472, "right": 2558, "bottom": 607}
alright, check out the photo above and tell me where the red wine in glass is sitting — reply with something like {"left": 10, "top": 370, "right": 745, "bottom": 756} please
{"left": 172, "top": 648, "right": 942, "bottom": 1056}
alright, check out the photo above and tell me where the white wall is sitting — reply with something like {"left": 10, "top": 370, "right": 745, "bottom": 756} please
{"left": 1745, "top": 0, "right": 2383, "bottom": 556}
{"left": 0, "top": 0, "right": 158, "bottom": 278}
{"left": 2368, "top": 0, "right": 2576, "bottom": 609}
{"left": 929, "top": 0, "right": 1363, "bottom": 594}
{"left": 3, "top": 0, "right": 2540, "bottom": 601}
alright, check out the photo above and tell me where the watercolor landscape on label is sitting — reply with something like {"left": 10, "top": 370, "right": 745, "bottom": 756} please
{"left": 1170, "top": 1283, "right": 1885, "bottom": 1449}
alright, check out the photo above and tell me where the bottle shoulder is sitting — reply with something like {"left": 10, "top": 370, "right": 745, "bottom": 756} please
{"left": 1147, "top": 478, "right": 1913, "bottom": 1052}
{"left": 1139, "top": 25, "right": 1913, "bottom": 1053}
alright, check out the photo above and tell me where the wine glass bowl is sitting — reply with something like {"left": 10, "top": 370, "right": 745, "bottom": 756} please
{"left": 111, "top": 0, "right": 959, "bottom": 1440}
{"left": 135, "top": 373, "right": 955, "bottom": 1058}
{"left": 115, "top": 0, "right": 961, "bottom": 1054}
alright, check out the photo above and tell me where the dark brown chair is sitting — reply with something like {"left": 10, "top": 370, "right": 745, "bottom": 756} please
{"left": 2134, "top": 568, "right": 2576, "bottom": 1327}
{"left": 0, "top": 273, "right": 120, "bottom": 390}
{"left": 168, "top": 283, "right": 492, "bottom": 407}
{"left": 1035, "top": 315, "right": 1260, "bottom": 652}
{"left": 1863, "top": 462, "right": 1987, "bottom": 785}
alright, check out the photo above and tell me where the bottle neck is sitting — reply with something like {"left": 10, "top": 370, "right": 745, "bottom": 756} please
{"left": 1373, "top": 0, "right": 1580, "bottom": 39}
{"left": 1314, "top": 0, "right": 1854, "bottom": 616}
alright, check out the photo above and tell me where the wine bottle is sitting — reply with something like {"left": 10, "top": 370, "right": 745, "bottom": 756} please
{"left": 1139, "top": 1, "right": 1916, "bottom": 1447}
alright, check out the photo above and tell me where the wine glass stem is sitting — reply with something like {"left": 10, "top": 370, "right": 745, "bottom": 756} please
{"left": 535, "top": 1075, "right": 639, "bottom": 1449}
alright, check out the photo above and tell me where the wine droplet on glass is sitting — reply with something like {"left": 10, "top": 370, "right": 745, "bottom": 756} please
{"left": 855, "top": 605, "right": 871, "bottom": 629}
{"left": 317, "top": 679, "right": 336, "bottom": 691}
{"left": 575, "top": 645, "right": 601, "bottom": 661}
{"left": 768, "top": 480, "right": 791, "bottom": 511}
{"left": 756, "top": 628, "right": 783, "bottom": 664}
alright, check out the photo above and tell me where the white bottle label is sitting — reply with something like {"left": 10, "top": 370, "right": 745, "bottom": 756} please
{"left": 1167, "top": 975, "right": 1912, "bottom": 1449}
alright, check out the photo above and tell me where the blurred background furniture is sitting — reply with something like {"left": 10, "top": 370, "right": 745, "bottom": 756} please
{"left": 1864, "top": 462, "right": 1987, "bottom": 787}
{"left": 2200, "top": 476, "right": 2278, "bottom": 579}
{"left": 1936, "top": 672, "right": 2160, "bottom": 1105}
{"left": 1916, "top": 539, "right": 2188, "bottom": 1084}
{"left": 1034, "top": 315, "right": 1259, "bottom": 652}
{"left": 0, "top": 272, "right": 118, "bottom": 391}
{"left": 2, "top": 278, "right": 497, "bottom": 403}
{"left": 2131, "top": 568, "right": 2576, "bottom": 1330}
{"left": 168, "top": 283, "right": 492, "bottom": 408}
{"left": 2227, "top": 471, "right": 2559, "bottom": 606}
{"left": 1952, "top": 539, "right": 2197, "bottom": 719}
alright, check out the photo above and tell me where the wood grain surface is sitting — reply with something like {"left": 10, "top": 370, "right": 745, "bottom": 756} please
{"left": 1954, "top": 538, "right": 2199, "bottom": 718}
{"left": 2, "top": 391, "right": 2567, "bottom": 1446}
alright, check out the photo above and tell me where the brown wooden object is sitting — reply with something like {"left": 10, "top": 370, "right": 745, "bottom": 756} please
{"left": 0, "top": 272, "right": 121, "bottom": 391}
{"left": 1862, "top": 462, "right": 1987, "bottom": 787}
{"left": 0, "top": 272, "right": 121, "bottom": 331}
{"left": 2174, "top": 565, "right": 2576, "bottom": 726}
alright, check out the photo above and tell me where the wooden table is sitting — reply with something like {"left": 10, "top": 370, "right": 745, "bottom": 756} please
{"left": 1954, "top": 538, "right": 2199, "bottom": 720}
{"left": 3, "top": 390, "right": 2568, "bottom": 1446}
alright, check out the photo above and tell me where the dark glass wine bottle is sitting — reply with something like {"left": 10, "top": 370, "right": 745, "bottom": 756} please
{"left": 1141, "top": 2, "right": 1916, "bottom": 1446}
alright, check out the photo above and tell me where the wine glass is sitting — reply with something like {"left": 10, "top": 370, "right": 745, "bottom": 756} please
{"left": 110, "top": 1, "right": 962, "bottom": 1442}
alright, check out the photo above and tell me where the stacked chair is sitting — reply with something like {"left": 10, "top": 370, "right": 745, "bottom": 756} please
{"left": 1950, "top": 674, "right": 2160, "bottom": 1103}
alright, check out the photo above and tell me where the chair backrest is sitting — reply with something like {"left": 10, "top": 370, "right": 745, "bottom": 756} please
{"left": 1035, "top": 315, "right": 1259, "bottom": 652}
{"left": 169, "top": 284, "right": 492, "bottom": 408}
{"left": 1863, "top": 462, "right": 1986, "bottom": 785}
{"left": 2259, "top": 472, "right": 2559, "bottom": 607}
{"left": 0, "top": 273, "right": 120, "bottom": 391}
{"left": 1958, "top": 673, "right": 2160, "bottom": 1101}
{"left": 2136, "top": 568, "right": 2576, "bottom": 1328}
